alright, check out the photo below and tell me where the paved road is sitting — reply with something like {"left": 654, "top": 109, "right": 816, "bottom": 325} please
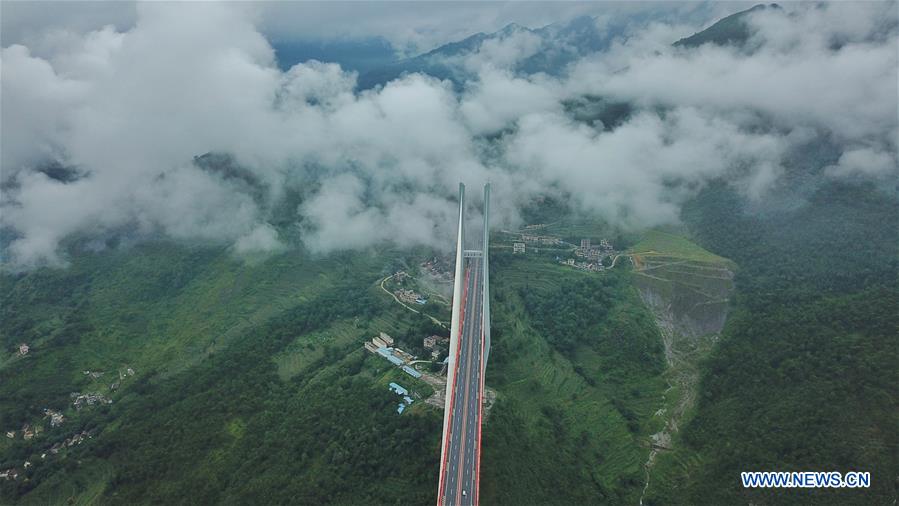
{"left": 440, "top": 256, "right": 485, "bottom": 506}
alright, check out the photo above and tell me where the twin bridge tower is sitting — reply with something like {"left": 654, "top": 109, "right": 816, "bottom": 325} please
{"left": 436, "top": 183, "right": 491, "bottom": 506}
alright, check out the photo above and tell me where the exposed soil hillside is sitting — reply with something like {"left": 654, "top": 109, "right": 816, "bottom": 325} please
{"left": 627, "top": 232, "right": 735, "bottom": 504}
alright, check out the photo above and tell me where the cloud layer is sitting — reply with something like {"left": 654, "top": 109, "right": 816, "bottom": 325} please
{"left": 1, "top": 2, "right": 896, "bottom": 269}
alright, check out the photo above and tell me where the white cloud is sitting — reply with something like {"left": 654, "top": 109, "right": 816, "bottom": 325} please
{"left": 825, "top": 147, "right": 898, "bottom": 179}
{"left": 567, "top": 3, "right": 898, "bottom": 148}
{"left": 233, "top": 223, "right": 285, "bottom": 256}
{"left": 503, "top": 107, "right": 788, "bottom": 227}
{"left": 1, "top": 2, "right": 896, "bottom": 269}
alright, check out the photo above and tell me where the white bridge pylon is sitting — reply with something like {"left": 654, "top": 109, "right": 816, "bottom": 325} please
{"left": 436, "top": 182, "right": 491, "bottom": 506}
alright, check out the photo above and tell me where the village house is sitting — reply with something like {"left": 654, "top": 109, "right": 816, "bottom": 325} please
{"left": 513, "top": 242, "right": 525, "bottom": 254}
{"left": 44, "top": 408, "right": 65, "bottom": 427}
{"left": 393, "top": 348, "right": 414, "bottom": 363}
{"left": 71, "top": 392, "right": 112, "bottom": 410}
{"left": 17, "top": 343, "right": 29, "bottom": 356}
{"left": 424, "top": 335, "right": 447, "bottom": 349}
{"left": 395, "top": 288, "right": 425, "bottom": 305}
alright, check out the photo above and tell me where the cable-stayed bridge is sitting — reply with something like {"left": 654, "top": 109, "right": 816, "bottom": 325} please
{"left": 436, "top": 183, "right": 491, "bottom": 506}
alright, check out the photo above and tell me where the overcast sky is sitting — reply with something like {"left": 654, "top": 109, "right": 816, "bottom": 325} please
{"left": 1, "top": 1, "right": 896, "bottom": 270}
{"left": 2, "top": 1, "right": 751, "bottom": 55}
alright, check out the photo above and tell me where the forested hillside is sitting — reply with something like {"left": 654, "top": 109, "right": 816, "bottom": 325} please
{"left": 646, "top": 181, "right": 899, "bottom": 505}
{"left": 0, "top": 239, "right": 671, "bottom": 504}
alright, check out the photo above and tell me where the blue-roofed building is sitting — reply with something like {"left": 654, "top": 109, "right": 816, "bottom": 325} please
{"left": 403, "top": 395, "right": 414, "bottom": 404}
{"left": 402, "top": 365, "right": 422, "bottom": 378}
{"left": 397, "top": 403, "right": 406, "bottom": 414}
{"left": 377, "top": 347, "right": 406, "bottom": 366}
{"left": 388, "top": 382, "right": 408, "bottom": 396}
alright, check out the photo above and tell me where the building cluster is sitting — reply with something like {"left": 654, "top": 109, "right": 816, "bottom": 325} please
{"left": 8, "top": 423, "right": 41, "bottom": 441}
{"left": 575, "top": 238, "right": 614, "bottom": 259}
{"left": 395, "top": 288, "right": 427, "bottom": 305}
{"left": 520, "top": 233, "right": 562, "bottom": 246}
{"left": 364, "top": 332, "right": 422, "bottom": 379}
{"left": 513, "top": 242, "right": 526, "bottom": 254}
{"left": 560, "top": 258, "right": 606, "bottom": 272}
{"left": 49, "top": 430, "right": 92, "bottom": 455}
{"left": 71, "top": 392, "right": 112, "bottom": 410}
{"left": 44, "top": 408, "right": 65, "bottom": 428}
{"left": 421, "top": 257, "right": 453, "bottom": 281}
{"left": 373, "top": 332, "right": 394, "bottom": 349}
{"left": 423, "top": 335, "right": 448, "bottom": 360}
{"left": 558, "top": 237, "right": 615, "bottom": 271}
{"left": 1, "top": 428, "right": 95, "bottom": 481}
{"left": 389, "top": 382, "right": 415, "bottom": 414}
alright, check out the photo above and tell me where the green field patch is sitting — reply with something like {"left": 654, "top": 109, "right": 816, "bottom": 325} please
{"left": 274, "top": 319, "right": 364, "bottom": 381}
{"left": 629, "top": 230, "right": 731, "bottom": 265}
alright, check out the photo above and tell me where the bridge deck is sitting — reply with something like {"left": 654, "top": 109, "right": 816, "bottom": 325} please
{"left": 439, "top": 257, "right": 485, "bottom": 506}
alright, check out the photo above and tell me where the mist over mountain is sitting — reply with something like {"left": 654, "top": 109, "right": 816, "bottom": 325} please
{"left": 355, "top": 15, "right": 627, "bottom": 89}
{"left": 272, "top": 37, "right": 396, "bottom": 74}
{"left": 1, "top": 4, "right": 898, "bottom": 505}
{"left": 1, "top": 2, "right": 896, "bottom": 270}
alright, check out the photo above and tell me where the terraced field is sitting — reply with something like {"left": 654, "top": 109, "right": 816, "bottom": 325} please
{"left": 480, "top": 250, "right": 667, "bottom": 505}
{"left": 2, "top": 237, "right": 674, "bottom": 504}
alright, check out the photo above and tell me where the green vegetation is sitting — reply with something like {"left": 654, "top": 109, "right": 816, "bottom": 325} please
{"left": 673, "top": 3, "right": 777, "bottom": 48}
{"left": 646, "top": 181, "right": 899, "bottom": 505}
{"left": 629, "top": 229, "right": 731, "bottom": 265}
{"left": 3, "top": 179, "right": 893, "bottom": 505}
{"left": 0, "top": 234, "right": 669, "bottom": 505}
{"left": 0, "top": 244, "right": 444, "bottom": 504}
{"left": 481, "top": 252, "right": 666, "bottom": 504}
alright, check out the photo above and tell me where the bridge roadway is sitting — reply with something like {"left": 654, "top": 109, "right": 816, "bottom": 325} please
{"left": 439, "top": 256, "right": 485, "bottom": 505}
